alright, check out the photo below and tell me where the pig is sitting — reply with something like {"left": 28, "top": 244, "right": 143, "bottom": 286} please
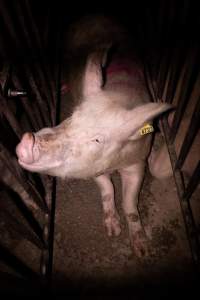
{"left": 16, "top": 15, "right": 171, "bottom": 257}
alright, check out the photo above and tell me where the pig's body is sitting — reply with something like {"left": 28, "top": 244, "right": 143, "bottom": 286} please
{"left": 16, "top": 15, "right": 171, "bottom": 256}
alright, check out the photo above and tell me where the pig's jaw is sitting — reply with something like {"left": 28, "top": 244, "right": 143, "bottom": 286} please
{"left": 18, "top": 158, "right": 61, "bottom": 174}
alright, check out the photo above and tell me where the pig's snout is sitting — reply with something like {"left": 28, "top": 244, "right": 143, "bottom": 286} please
{"left": 16, "top": 132, "right": 35, "bottom": 164}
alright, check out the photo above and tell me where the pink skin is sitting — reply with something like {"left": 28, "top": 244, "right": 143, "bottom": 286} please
{"left": 16, "top": 48, "right": 171, "bottom": 257}
{"left": 16, "top": 133, "right": 36, "bottom": 164}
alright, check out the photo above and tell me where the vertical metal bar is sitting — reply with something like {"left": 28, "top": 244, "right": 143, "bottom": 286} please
{"left": 23, "top": 0, "right": 56, "bottom": 106}
{"left": 0, "top": 2, "right": 51, "bottom": 129}
{"left": 164, "top": 49, "right": 187, "bottom": 103}
{"left": 12, "top": 72, "right": 43, "bottom": 131}
{"left": 176, "top": 96, "right": 200, "bottom": 170}
{"left": 0, "top": 142, "right": 47, "bottom": 212}
{"left": 170, "top": 49, "right": 199, "bottom": 142}
{"left": 183, "top": 161, "right": 200, "bottom": 202}
{"left": 39, "top": 6, "right": 62, "bottom": 284}
{"left": 0, "top": 95, "right": 23, "bottom": 139}
{"left": 161, "top": 117, "right": 200, "bottom": 268}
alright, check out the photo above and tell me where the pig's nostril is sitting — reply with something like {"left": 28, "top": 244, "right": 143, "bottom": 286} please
{"left": 16, "top": 132, "right": 35, "bottom": 164}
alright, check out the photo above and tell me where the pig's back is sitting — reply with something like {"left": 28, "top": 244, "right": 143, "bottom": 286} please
{"left": 104, "top": 51, "right": 150, "bottom": 109}
{"left": 64, "top": 15, "right": 150, "bottom": 106}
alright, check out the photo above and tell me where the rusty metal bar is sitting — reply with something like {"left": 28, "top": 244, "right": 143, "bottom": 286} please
{"left": 183, "top": 161, "right": 200, "bottom": 202}
{"left": 175, "top": 96, "right": 200, "bottom": 170}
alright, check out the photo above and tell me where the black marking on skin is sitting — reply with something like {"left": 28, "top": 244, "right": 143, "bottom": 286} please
{"left": 127, "top": 213, "right": 139, "bottom": 222}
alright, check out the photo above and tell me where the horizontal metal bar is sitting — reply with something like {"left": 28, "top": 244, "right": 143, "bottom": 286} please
{"left": 183, "top": 161, "right": 200, "bottom": 202}
{"left": 176, "top": 95, "right": 200, "bottom": 170}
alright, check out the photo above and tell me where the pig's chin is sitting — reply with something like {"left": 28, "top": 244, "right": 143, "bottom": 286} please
{"left": 18, "top": 159, "right": 61, "bottom": 174}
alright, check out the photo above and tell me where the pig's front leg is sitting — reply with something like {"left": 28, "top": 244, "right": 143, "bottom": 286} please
{"left": 94, "top": 174, "right": 121, "bottom": 237}
{"left": 120, "top": 163, "right": 148, "bottom": 257}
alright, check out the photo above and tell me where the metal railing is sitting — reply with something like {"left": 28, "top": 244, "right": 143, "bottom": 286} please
{"left": 143, "top": 0, "right": 200, "bottom": 270}
{"left": 0, "top": 0, "right": 61, "bottom": 291}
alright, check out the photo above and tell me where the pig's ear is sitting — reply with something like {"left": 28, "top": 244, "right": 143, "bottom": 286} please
{"left": 126, "top": 102, "right": 173, "bottom": 141}
{"left": 83, "top": 54, "right": 104, "bottom": 97}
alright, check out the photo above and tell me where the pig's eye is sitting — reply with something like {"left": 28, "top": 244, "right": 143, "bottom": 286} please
{"left": 91, "top": 135, "right": 104, "bottom": 144}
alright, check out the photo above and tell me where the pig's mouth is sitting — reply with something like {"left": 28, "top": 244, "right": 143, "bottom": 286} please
{"left": 18, "top": 159, "right": 60, "bottom": 172}
{"left": 16, "top": 132, "right": 60, "bottom": 172}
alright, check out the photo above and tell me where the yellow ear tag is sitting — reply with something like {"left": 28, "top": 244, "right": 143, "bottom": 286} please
{"left": 140, "top": 123, "right": 154, "bottom": 136}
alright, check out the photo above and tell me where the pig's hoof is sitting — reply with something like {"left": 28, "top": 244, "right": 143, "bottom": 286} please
{"left": 104, "top": 213, "right": 121, "bottom": 237}
{"left": 130, "top": 230, "right": 149, "bottom": 258}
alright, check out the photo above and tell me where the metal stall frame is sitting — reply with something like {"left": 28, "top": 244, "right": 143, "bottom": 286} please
{"left": 0, "top": 0, "right": 61, "bottom": 291}
{"left": 144, "top": 0, "right": 200, "bottom": 271}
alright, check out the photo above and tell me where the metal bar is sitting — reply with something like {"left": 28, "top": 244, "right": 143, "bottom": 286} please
{"left": 0, "top": 243, "right": 38, "bottom": 280}
{"left": 0, "top": 171, "right": 46, "bottom": 248}
{"left": 11, "top": 72, "right": 42, "bottom": 131}
{"left": 0, "top": 142, "right": 48, "bottom": 212}
{"left": 22, "top": 65, "right": 51, "bottom": 127}
{"left": 40, "top": 178, "right": 55, "bottom": 283}
{"left": 0, "top": 2, "right": 21, "bottom": 51}
{"left": 0, "top": 1, "right": 52, "bottom": 128}
{"left": 176, "top": 96, "right": 200, "bottom": 169}
{"left": 183, "top": 161, "right": 200, "bottom": 202}
{"left": 23, "top": 0, "right": 56, "bottom": 108}
{"left": 164, "top": 50, "right": 187, "bottom": 104}
{"left": 12, "top": 1, "right": 54, "bottom": 122}
{"left": 161, "top": 116, "right": 200, "bottom": 268}
{"left": 170, "top": 49, "right": 199, "bottom": 143}
{"left": 40, "top": 9, "right": 61, "bottom": 282}
{"left": 0, "top": 95, "right": 23, "bottom": 139}
{"left": 1, "top": 209, "right": 45, "bottom": 250}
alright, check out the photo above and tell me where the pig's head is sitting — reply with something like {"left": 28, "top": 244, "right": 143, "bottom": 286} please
{"left": 16, "top": 53, "right": 172, "bottom": 179}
